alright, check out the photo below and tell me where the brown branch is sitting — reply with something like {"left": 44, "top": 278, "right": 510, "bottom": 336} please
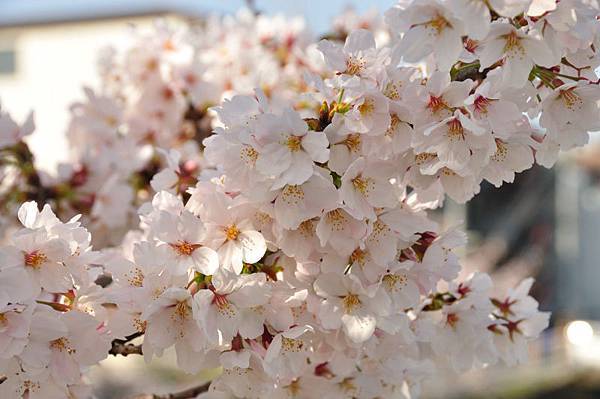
{"left": 109, "top": 341, "right": 143, "bottom": 357}
{"left": 0, "top": 375, "right": 6, "bottom": 384}
{"left": 131, "top": 382, "right": 211, "bottom": 399}
{"left": 109, "top": 332, "right": 144, "bottom": 357}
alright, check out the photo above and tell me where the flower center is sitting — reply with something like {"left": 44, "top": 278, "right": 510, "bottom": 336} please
{"left": 133, "top": 317, "right": 147, "bottom": 333}
{"left": 559, "top": 88, "right": 583, "bottom": 111}
{"left": 345, "top": 56, "right": 365, "bottom": 75}
{"left": 23, "top": 250, "right": 47, "bottom": 269}
{"left": 342, "top": 294, "right": 361, "bottom": 313}
{"left": 427, "top": 94, "right": 447, "bottom": 114}
{"left": 491, "top": 139, "right": 508, "bottom": 162}
{"left": 446, "top": 313, "right": 459, "bottom": 327}
{"left": 286, "top": 135, "right": 302, "bottom": 152}
{"left": 287, "top": 380, "right": 302, "bottom": 395}
{"left": 473, "top": 95, "right": 491, "bottom": 114}
{"left": 298, "top": 220, "right": 315, "bottom": 238}
{"left": 342, "top": 134, "right": 361, "bottom": 152}
{"left": 382, "top": 274, "right": 408, "bottom": 292}
{"left": 384, "top": 81, "right": 401, "bottom": 100}
{"left": 282, "top": 336, "right": 305, "bottom": 352}
{"left": 105, "top": 115, "right": 118, "bottom": 127}
{"left": 465, "top": 38, "right": 478, "bottom": 54}
{"left": 441, "top": 167, "right": 457, "bottom": 177}
{"left": 127, "top": 267, "right": 144, "bottom": 287}
{"left": 339, "top": 378, "right": 357, "bottom": 393}
{"left": 224, "top": 224, "right": 240, "bottom": 241}
{"left": 326, "top": 209, "right": 346, "bottom": 231}
{"left": 21, "top": 380, "right": 41, "bottom": 394}
{"left": 446, "top": 118, "right": 464, "bottom": 141}
{"left": 350, "top": 248, "right": 367, "bottom": 266}
{"left": 146, "top": 58, "right": 158, "bottom": 71}
{"left": 281, "top": 185, "right": 305, "bottom": 205}
{"left": 427, "top": 15, "right": 450, "bottom": 34}
{"left": 415, "top": 152, "right": 437, "bottom": 165}
{"left": 351, "top": 175, "right": 372, "bottom": 195}
{"left": 212, "top": 293, "right": 236, "bottom": 317}
{"left": 240, "top": 145, "right": 259, "bottom": 165}
{"left": 50, "top": 337, "right": 76, "bottom": 354}
{"left": 170, "top": 241, "right": 201, "bottom": 256}
{"left": 173, "top": 301, "right": 191, "bottom": 320}
{"left": 358, "top": 98, "right": 375, "bottom": 116}
{"left": 503, "top": 31, "right": 524, "bottom": 55}
{"left": 386, "top": 114, "right": 402, "bottom": 137}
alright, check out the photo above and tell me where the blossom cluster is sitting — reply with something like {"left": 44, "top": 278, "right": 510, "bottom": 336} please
{"left": 1, "top": 0, "right": 599, "bottom": 398}
{"left": 1, "top": 9, "right": 321, "bottom": 245}
{"left": 0, "top": 203, "right": 110, "bottom": 398}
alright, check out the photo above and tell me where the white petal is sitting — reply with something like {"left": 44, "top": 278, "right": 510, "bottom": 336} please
{"left": 239, "top": 230, "right": 266, "bottom": 264}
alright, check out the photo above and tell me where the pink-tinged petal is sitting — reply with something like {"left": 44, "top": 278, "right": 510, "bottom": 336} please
{"left": 503, "top": 56, "right": 534, "bottom": 88}
{"left": 264, "top": 334, "right": 282, "bottom": 363}
{"left": 435, "top": 30, "right": 463, "bottom": 71}
{"left": 397, "top": 26, "right": 433, "bottom": 63}
{"left": 301, "top": 132, "right": 329, "bottom": 163}
{"left": 0, "top": 246, "right": 24, "bottom": 269}
{"left": 317, "top": 40, "right": 346, "bottom": 71}
{"left": 255, "top": 143, "right": 291, "bottom": 177}
{"left": 490, "top": 0, "right": 529, "bottom": 17}
{"left": 318, "top": 299, "right": 344, "bottom": 330}
{"left": 443, "top": 80, "right": 474, "bottom": 107}
{"left": 314, "top": 273, "right": 347, "bottom": 297}
{"left": 17, "top": 201, "right": 40, "bottom": 229}
{"left": 37, "top": 262, "right": 71, "bottom": 293}
{"left": 344, "top": 29, "right": 376, "bottom": 53}
{"left": 150, "top": 168, "right": 178, "bottom": 191}
{"left": 522, "top": 37, "right": 557, "bottom": 67}
{"left": 239, "top": 230, "right": 266, "bottom": 265}
{"left": 191, "top": 247, "right": 219, "bottom": 276}
{"left": 275, "top": 152, "right": 314, "bottom": 187}
{"left": 478, "top": 38, "right": 505, "bottom": 69}
{"left": 341, "top": 309, "right": 376, "bottom": 343}
{"left": 218, "top": 240, "right": 243, "bottom": 274}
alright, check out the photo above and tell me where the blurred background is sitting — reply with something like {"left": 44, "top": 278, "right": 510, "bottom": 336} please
{"left": 1, "top": 1, "right": 600, "bottom": 398}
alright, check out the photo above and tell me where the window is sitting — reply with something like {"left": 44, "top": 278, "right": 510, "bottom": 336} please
{"left": 0, "top": 49, "right": 16, "bottom": 75}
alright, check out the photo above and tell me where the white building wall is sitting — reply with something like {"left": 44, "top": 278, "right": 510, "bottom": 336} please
{"left": 0, "top": 16, "right": 182, "bottom": 171}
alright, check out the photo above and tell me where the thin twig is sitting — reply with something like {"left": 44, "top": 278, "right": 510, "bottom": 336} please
{"left": 131, "top": 382, "right": 211, "bottom": 399}
{"left": 109, "top": 332, "right": 144, "bottom": 357}
{"left": 109, "top": 341, "right": 143, "bottom": 357}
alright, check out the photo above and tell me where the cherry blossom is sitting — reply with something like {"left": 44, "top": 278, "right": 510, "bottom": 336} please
{"left": 1, "top": 0, "right": 599, "bottom": 397}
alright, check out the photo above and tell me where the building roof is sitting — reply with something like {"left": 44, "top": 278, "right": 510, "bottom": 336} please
{"left": 0, "top": 0, "right": 210, "bottom": 28}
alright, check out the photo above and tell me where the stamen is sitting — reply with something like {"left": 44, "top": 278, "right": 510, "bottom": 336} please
{"left": 240, "top": 145, "right": 259, "bottom": 165}
{"left": 351, "top": 175, "right": 373, "bottom": 195}
{"left": 491, "top": 139, "right": 508, "bottom": 162}
{"left": 446, "top": 118, "right": 464, "bottom": 141}
{"left": 427, "top": 15, "right": 450, "bottom": 34}
{"left": 23, "top": 251, "right": 47, "bottom": 269}
{"left": 286, "top": 135, "right": 302, "bottom": 152}
{"left": 342, "top": 134, "right": 361, "bottom": 152}
{"left": 342, "top": 294, "right": 361, "bottom": 313}
{"left": 345, "top": 56, "right": 365, "bottom": 75}
{"left": 225, "top": 225, "right": 240, "bottom": 241}
{"left": 358, "top": 98, "right": 375, "bottom": 115}
{"left": 170, "top": 241, "right": 201, "bottom": 256}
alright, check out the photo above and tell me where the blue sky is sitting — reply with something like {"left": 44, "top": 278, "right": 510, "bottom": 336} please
{"left": 209, "top": 0, "right": 396, "bottom": 32}
{"left": 0, "top": 0, "right": 397, "bottom": 33}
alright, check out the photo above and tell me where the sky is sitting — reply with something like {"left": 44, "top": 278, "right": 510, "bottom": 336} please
{"left": 208, "top": 0, "right": 396, "bottom": 32}
{"left": 0, "top": 0, "right": 397, "bottom": 33}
